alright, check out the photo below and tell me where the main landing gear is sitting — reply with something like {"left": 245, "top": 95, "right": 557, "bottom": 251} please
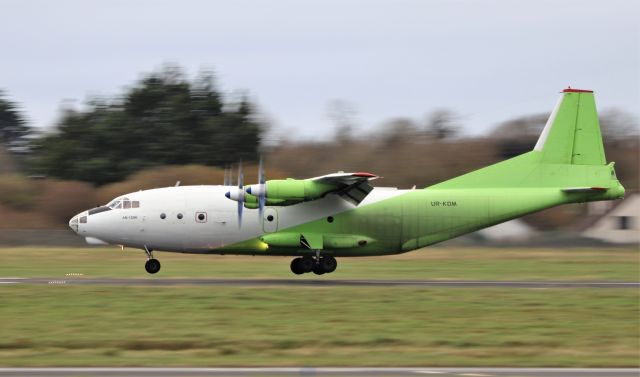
{"left": 290, "top": 254, "right": 337, "bottom": 275}
{"left": 143, "top": 245, "right": 161, "bottom": 274}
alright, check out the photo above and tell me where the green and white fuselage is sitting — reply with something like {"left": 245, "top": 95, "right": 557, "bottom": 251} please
{"left": 69, "top": 89, "right": 625, "bottom": 273}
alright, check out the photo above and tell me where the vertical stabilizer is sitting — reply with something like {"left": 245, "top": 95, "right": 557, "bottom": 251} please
{"left": 429, "top": 88, "right": 621, "bottom": 190}
{"left": 534, "top": 88, "right": 606, "bottom": 165}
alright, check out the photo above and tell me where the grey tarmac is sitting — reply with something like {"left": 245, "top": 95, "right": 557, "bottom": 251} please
{"left": 0, "top": 277, "right": 638, "bottom": 288}
{"left": 0, "top": 368, "right": 637, "bottom": 377}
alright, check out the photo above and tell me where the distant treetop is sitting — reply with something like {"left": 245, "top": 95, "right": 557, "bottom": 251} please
{"left": 31, "top": 65, "right": 263, "bottom": 185}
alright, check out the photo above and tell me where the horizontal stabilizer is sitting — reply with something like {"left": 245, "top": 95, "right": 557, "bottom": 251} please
{"left": 562, "top": 186, "right": 607, "bottom": 193}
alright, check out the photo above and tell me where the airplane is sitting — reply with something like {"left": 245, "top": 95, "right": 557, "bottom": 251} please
{"left": 69, "top": 88, "right": 625, "bottom": 275}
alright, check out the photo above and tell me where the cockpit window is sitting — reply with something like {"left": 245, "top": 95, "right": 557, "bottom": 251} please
{"left": 88, "top": 206, "right": 111, "bottom": 216}
{"left": 107, "top": 197, "right": 139, "bottom": 210}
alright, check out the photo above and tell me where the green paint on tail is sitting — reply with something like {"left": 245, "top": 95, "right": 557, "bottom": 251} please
{"left": 430, "top": 90, "right": 621, "bottom": 193}
{"left": 538, "top": 90, "right": 606, "bottom": 165}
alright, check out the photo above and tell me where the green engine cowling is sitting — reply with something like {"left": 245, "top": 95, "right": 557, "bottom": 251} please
{"left": 244, "top": 179, "right": 337, "bottom": 208}
{"left": 265, "top": 179, "right": 335, "bottom": 201}
{"left": 242, "top": 195, "right": 286, "bottom": 209}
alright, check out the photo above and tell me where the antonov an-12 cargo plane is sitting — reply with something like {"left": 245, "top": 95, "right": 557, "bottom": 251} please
{"left": 69, "top": 89, "right": 625, "bottom": 275}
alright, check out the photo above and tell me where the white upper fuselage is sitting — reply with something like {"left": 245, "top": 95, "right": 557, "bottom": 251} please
{"left": 70, "top": 185, "right": 406, "bottom": 254}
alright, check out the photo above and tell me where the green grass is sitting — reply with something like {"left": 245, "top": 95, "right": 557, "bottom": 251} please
{"left": 0, "top": 285, "right": 638, "bottom": 367}
{"left": 0, "top": 247, "right": 638, "bottom": 367}
{"left": 0, "top": 246, "right": 638, "bottom": 280}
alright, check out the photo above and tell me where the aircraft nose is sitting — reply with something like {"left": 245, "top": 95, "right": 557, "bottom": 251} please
{"left": 69, "top": 213, "right": 83, "bottom": 233}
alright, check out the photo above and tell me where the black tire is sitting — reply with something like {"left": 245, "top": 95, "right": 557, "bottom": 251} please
{"left": 319, "top": 256, "right": 337, "bottom": 273}
{"left": 145, "top": 258, "right": 161, "bottom": 274}
{"left": 312, "top": 264, "right": 326, "bottom": 275}
{"left": 300, "top": 257, "right": 314, "bottom": 273}
{"left": 290, "top": 258, "right": 305, "bottom": 275}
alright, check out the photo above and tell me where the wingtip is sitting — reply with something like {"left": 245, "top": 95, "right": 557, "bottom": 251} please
{"left": 352, "top": 172, "right": 378, "bottom": 178}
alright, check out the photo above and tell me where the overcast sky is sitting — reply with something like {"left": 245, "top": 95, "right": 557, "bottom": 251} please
{"left": 1, "top": 0, "right": 638, "bottom": 140}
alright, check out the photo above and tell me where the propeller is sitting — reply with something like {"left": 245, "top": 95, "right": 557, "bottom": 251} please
{"left": 224, "top": 158, "right": 266, "bottom": 227}
{"left": 224, "top": 162, "right": 245, "bottom": 227}
{"left": 257, "top": 156, "right": 266, "bottom": 219}
{"left": 246, "top": 156, "right": 267, "bottom": 221}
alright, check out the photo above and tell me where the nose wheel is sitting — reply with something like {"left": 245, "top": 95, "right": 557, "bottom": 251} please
{"left": 145, "top": 258, "right": 161, "bottom": 274}
{"left": 143, "top": 245, "right": 161, "bottom": 274}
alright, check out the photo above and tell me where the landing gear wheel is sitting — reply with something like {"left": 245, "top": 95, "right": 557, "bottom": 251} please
{"left": 300, "top": 256, "right": 314, "bottom": 273}
{"left": 312, "top": 263, "right": 326, "bottom": 275}
{"left": 145, "top": 258, "right": 161, "bottom": 274}
{"left": 319, "top": 256, "right": 337, "bottom": 273}
{"left": 290, "top": 258, "right": 305, "bottom": 275}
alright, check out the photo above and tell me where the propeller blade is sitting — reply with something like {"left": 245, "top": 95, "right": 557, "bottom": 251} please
{"left": 257, "top": 156, "right": 266, "bottom": 219}
{"left": 237, "top": 161, "right": 244, "bottom": 227}
{"left": 223, "top": 166, "right": 230, "bottom": 186}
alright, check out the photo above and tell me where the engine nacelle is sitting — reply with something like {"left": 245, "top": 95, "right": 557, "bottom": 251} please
{"left": 224, "top": 187, "right": 245, "bottom": 201}
{"left": 243, "top": 196, "right": 286, "bottom": 209}
{"left": 246, "top": 179, "right": 334, "bottom": 202}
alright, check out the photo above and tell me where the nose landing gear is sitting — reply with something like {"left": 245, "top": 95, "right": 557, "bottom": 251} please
{"left": 290, "top": 254, "right": 337, "bottom": 275}
{"left": 145, "top": 258, "right": 161, "bottom": 274}
{"left": 143, "top": 245, "right": 161, "bottom": 274}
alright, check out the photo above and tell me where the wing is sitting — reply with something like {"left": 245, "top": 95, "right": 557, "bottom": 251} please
{"left": 311, "top": 171, "right": 379, "bottom": 185}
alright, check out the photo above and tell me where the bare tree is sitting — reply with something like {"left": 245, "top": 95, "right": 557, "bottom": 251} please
{"left": 600, "top": 108, "right": 639, "bottom": 141}
{"left": 326, "top": 99, "right": 357, "bottom": 144}
{"left": 425, "top": 109, "right": 459, "bottom": 140}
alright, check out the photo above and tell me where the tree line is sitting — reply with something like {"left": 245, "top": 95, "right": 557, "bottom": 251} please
{"left": 1, "top": 66, "right": 262, "bottom": 185}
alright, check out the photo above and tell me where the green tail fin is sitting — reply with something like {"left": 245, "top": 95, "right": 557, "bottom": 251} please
{"left": 533, "top": 88, "right": 606, "bottom": 165}
{"left": 429, "top": 88, "right": 623, "bottom": 193}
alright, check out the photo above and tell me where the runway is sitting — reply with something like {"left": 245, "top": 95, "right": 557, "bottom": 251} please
{"left": 0, "top": 277, "right": 638, "bottom": 288}
{"left": 0, "top": 368, "right": 637, "bottom": 377}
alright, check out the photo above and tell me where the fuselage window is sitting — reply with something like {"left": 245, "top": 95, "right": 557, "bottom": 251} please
{"left": 177, "top": 213, "right": 183, "bottom": 220}
{"left": 196, "top": 212, "right": 207, "bottom": 223}
{"left": 160, "top": 213, "right": 166, "bottom": 219}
